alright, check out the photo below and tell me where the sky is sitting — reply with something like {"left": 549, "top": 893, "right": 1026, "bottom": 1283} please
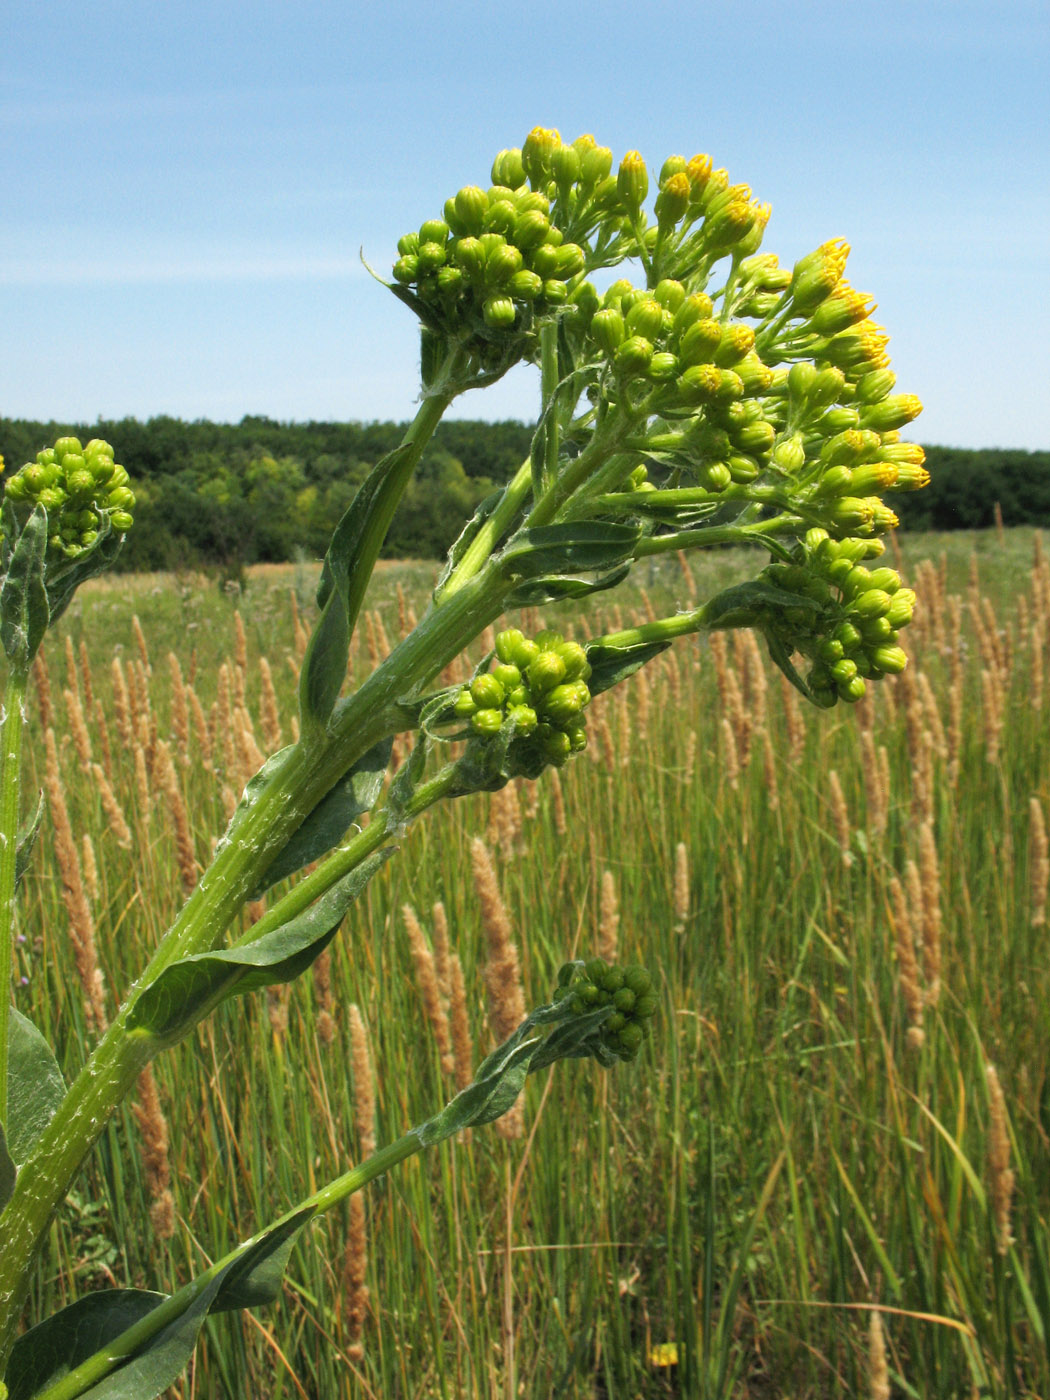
{"left": 2, "top": 1, "right": 1048, "bottom": 449}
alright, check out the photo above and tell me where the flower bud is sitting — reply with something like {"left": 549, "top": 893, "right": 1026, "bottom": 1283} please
{"left": 505, "top": 269, "right": 541, "bottom": 301}
{"left": 551, "top": 143, "right": 580, "bottom": 190}
{"left": 676, "top": 364, "right": 723, "bottom": 405}
{"left": 653, "top": 278, "right": 686, "bottom": 312}
{"left": 727, "top": 454, "right": 759, "bottom": 483}
{"left": 522, "top": 126, "right": 562, "bottom": 184}
{"left": 491, "top": 662, "right": 521, "bottom": 691}
{"left": 416, "top": 240, "right": 447, "bottom": 273}
{"left": 859, "top": 394, "right": 923, "bottom": 432}
{"left": 820, "top": 407, "right": 861, "bottom": 434}
{"left": 590, "top": 308, "right": 625, "bottom": 355}
{"left": 84, "top": 439, "right": 114, "bottom": 460}
{"left": 554, "top": 641, "right": 590, "bottom": 681}
{"left": 854, "top": 368, "right": 897, "bottom": 404}
{"left": 677, "top": 318, "right": 722, "bottom": 367}
{"left": 851, "top": 588, "right": 893, "bottom": 619}
{"left": 539, "top": 726, "right": 572, "bottom": 763}
{"left": 885, "top": 591, "right": 916, "bottom": 628}
{"left": 614, "top": 336, "right": 654, "bottom": 377}
{"left": 484, "top": 242, "right": 523, "bottom": 285}
{"left": 482, "top": 296, "right": 516, "bottom": 328}
{"left": 492, "top": 148, "right": 526, "bottom": 189}
{"left": 684, "top": 153, "right": 713, "bottom": 205}
{"left": 542, "top": 279, "right": 568, "bottom": 304}
{"left": 513, "top": 208, "right": 551, "bottom": 251}
{"left": 616, "top": 151, "right": 649, "bottom": 211}
{"left": 529, "top": 243, "right": 561, "bottom": 279}
{"left": 65, "top": 468, "right": 94, "bottom": 501}
{"left": 624, "top": 297, "right": 664, "bottom": 342}
{"left": 713, "top": 324, "right": 755, "bottom": 367}
{"left": 787, "top": 238, "right": 850, "bottom": 314}
{"left": 699, "top": 462, "right": 732, "bottom": 492}
{"left": 672, "top": 293, "right": 714, "bottom": 334}
{"left": 453, "top": 690, "right": 478, "bottom": 718}
{"left": 554, "top": 242, "right": 586, "bottom": 278}
{"left": 528, "top": 651, "right": 567, "bottom": 692}
{"left": 733, "top": 419, "right": 776, "bottom": 454}
{"left": 577, "top": 139, "right": 613, "bottom": 186}
{"left": 471, "top": 674, "right": 504, "bottom": 709}
{"left": 820, "top": 429, "right": 869, "bottom": 467}
{"left": 471, "top": 709, "right": 503, "bottom": 737}
{"left": 771, "top": 434, "right": 806, "bottom": 472}
{"left": 648, "top": 352, "right": 679, "bottom": 381}
{"left": 397, "top": 232, "right": 420, "bottom": 257}
{"left": 654, "top": 172, "right": 690, "bottom": 229}
{"left": 436, "top": 266, "right": 464, "bottom": 297}
{"left": 110, "top": 510, "right": 134, "bottom": 532}
{"left": 454, "top": 185, "right": 489, "bottom": 236}
{"left": 452, "top": 237, "right": 485, "bottom": 279}
{"left": 506, "top": 703, "right": 538, "bottom": 735}
{"left": 392, "top": 255, "right": 418, "bottom": 283}
{"left": 809, "top": 282, "right": 875, "bottom": 335}
{"left": 483, "top": 200, "right": 517, "bottom": 236}
{"left": 541, "top": 683, "right": 587, "bottom": 724}
{"left": 53, "top": 436, "right": 82, "bottom": 459}
{"left": 871, "top": 645, "right": 908, "bottom": 674}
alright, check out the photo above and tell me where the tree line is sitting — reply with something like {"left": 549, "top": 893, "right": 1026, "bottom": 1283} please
{"left": 1, "top": 415, "right": 1046, "bottom": 571}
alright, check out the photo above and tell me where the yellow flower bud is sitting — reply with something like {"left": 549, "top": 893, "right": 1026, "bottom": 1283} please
{"left": 654, "top": 172, "right": 690, "bottom": 230}
{"left": 617, "top": 151, "right": 649, "bottom": 211}
{"left": 522, "top": 126, "right": 562, "bottom": 184}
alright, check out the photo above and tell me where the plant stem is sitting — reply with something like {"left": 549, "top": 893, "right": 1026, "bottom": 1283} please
{"left": 0, "top": 667, "right": 27, "bottom": 1136}
{"left": 233, "top": 763, "right": 463, "bottom": 948}
{"left": 32, "top": 1131, "right": 425, "bottom": 1400}
{"left": 0, "top": 382, "right": 501, "bottom": 1371}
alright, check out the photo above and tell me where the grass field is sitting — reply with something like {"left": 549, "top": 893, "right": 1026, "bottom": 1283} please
{"left": 12, "top": 527, "right": 1050, "bottom": 1398}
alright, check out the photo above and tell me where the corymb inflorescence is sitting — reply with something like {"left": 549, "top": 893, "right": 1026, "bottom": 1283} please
{"left": 3, "top": 436, "right": 135, "bottom": 557}
{"left": 553, "top": 958, "right": 658, "bottom": 1062}
{"left": 453, "top": 628, "right": 592, "bottom": 777}
{"left": 394, "top": 127, "right": 929, "bottom": 708}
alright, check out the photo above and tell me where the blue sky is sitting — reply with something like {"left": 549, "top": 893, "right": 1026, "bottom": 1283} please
{"left": 2, "top": 1, "right": 1048, "bottom": 448}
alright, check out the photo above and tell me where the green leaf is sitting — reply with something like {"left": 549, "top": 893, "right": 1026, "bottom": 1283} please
{"left": 384, "top": 733, "right": 430, "bottom": 828}
{"left": 6, "top": 1291, "right": 166, "bottom": 1400}
{"left": 5, "top": 1009, "right": 66, "bottom": 1166}
{"left": 11, "top": 982, "right": 624, "bottom": 1399}
{"left": 702, "top": 579, "right": 820, "bottom": 632}
{"left": 248, "top": 738, "right": 392, "bottom": 897}
{"left": 505, "top": 562, "right": 631, "bottom": 608}
{"left": 9, "top": 1210, "right": 315, "bottom": 1400}
{"left": 0, "top": 1124, "right": 14, "bottom": 1213}
{"left": 764, "top": 631, "right": 816, "bottom": 701}
{"left": 0, "top": 507, "right": 50, "bottom": 668}
{"left": 15, "top": 790, "right": 45, "bottom": 889}
{"left": 584, "top": 639, "right": 671, "bottom": 697}
{"left": 126, "top": 852, "right": 392, "bottom": 1048}
{"left": 43, "top": 517, "right": 123, "bottom": 630}
{"left": 299, "top": 443, "right": 416, "bottom": 737}
{"left": 497, "top": 522, "right": 641, "bottom": 582}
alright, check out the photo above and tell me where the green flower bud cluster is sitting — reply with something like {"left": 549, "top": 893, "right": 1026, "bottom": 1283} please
{"left": 760, "top": 527, "right": 917, "bottom": 706}
{"left": 452, "top": 628, "right": 592, "bottom": 777}
{"left": 552, "top": 957, "right": 658, "bottom": 1062}
{"left": 392, "top": 178, "right": 590, "bottom": 363}
{"left": 3, "top": 437, "right": 134, "bottom": 557}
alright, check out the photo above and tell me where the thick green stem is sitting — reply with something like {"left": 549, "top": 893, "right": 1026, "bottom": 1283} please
{"left": 0, "top": 668, "right": 27, "bottom": 1135}
{"left": 439, "top": 456, "right": 533, "bottom": 599}
{"left": 233, "top": 762, "right": 463, "bottom": 949}
{"left": 0, "top": 378, "right": 510, "bottom": 1371}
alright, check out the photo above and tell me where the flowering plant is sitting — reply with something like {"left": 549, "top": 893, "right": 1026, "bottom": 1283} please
{"left": 0, "top": 128, "right": 925, "bottom": 1399}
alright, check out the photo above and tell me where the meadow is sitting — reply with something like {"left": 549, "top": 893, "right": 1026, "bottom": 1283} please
{"left": 12, "top": 527, "right": 1050, "bottom": 1399}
